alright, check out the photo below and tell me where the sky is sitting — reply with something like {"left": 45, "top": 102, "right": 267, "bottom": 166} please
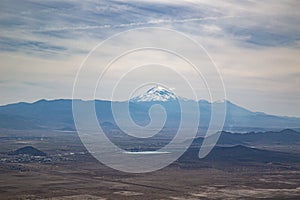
{"left": 0, "top": 0, "right": 300, "bottom": 117}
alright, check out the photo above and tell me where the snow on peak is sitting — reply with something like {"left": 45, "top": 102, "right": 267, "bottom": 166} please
{"left": 213, "top": 99, "right": 230, "bottom": 104}
{"left": 214, "top": 99, "right": 226, "bottom": 104}
{"left": 131, "top": 86, "right": 177, "bottom": 102}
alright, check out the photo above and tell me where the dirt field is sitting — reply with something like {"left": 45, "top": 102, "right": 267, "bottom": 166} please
{"left": 1, "top": 155, "right": 300, "bottom": 200}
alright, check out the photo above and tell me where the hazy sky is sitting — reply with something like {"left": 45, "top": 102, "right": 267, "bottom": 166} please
{"left": 1, "top": 0, "right": 300, "bottom": 117}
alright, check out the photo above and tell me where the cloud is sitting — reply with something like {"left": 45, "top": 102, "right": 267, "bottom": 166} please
{"left": 0, "top": 36, "right": 67, "bottom": 56}
{"left": 28, "top": 15, "right": 235, "bottom": 33}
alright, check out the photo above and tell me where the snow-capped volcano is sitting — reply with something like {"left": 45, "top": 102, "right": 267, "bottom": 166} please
{"left": 131, "top": 86, "right": 177, "bottom": 102}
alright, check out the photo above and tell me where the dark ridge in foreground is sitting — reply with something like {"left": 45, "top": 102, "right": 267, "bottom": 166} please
{"left": 190, "top": 129, "right": 300, "bottom": 146}
{"left": 179, "top": 145, "right": 300, "bottom": 164}
{"left": 9, "top": 146, "right": 46, "bottom": 156}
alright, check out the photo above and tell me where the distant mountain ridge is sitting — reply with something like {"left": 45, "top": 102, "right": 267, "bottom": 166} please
{"left": 0, "top": 88, "right": 300, "bottom": 132}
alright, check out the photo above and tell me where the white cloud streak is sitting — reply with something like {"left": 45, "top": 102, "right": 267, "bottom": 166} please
{"left": 34, "top": 16, "right": 236, "bottom": 32}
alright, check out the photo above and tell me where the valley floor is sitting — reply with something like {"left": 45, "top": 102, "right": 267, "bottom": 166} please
{"left": 1, "top": 157, "right": 300, "bottom": 200}
{"left": 1, "top": 129, "right": 300, "bottom": 199}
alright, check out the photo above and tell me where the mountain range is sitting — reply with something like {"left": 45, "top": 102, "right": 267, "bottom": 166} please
{"left": 0, "top": 86, "right": 299, "bottom": 133}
